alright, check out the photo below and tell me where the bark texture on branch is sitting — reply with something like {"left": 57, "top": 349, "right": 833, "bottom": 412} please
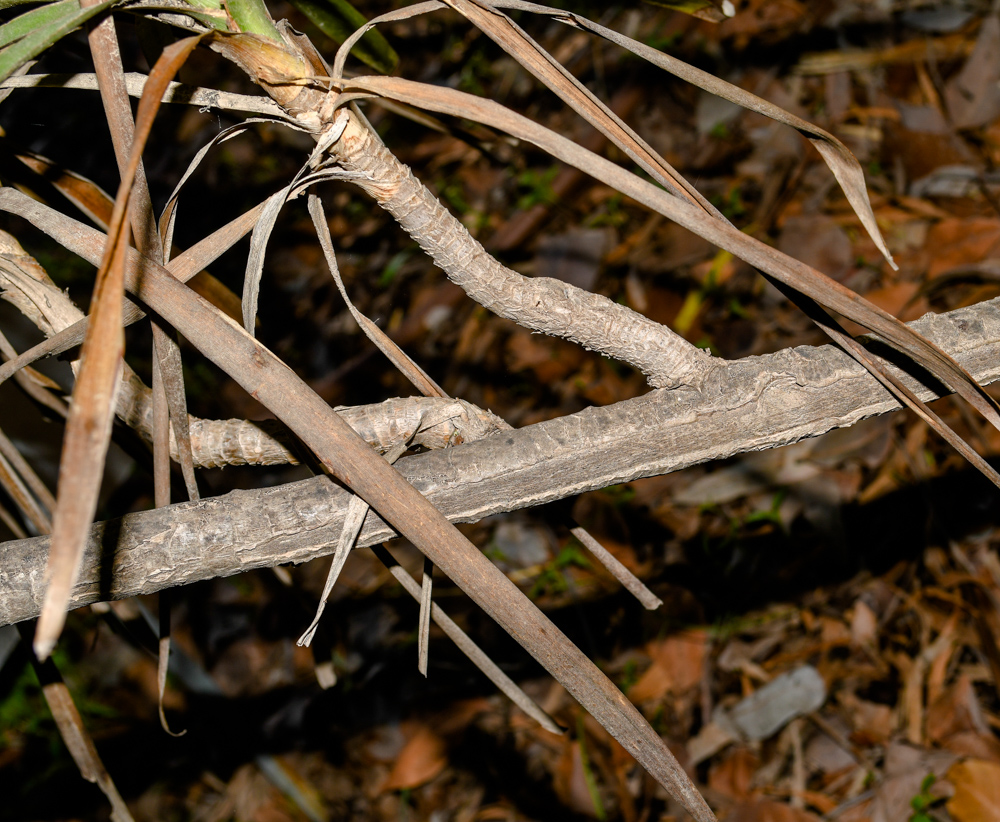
{"left": 329, "top": 111, "right": 716, "bottom": 389}
{"left": 0, "top": 237, "right": 503, "bottom": 466}
{"left": 3, "top": 296, "right": 999, "bottom": 627}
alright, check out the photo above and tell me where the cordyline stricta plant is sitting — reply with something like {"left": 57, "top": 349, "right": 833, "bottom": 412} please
{"left": 2, "top": 0, "right": 1000, "bottom": 818}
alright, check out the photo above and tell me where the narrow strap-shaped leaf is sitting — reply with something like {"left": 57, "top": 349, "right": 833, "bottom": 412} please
{"left": 1, "top": 71, "right": 289, "bottom": 116}
{"left": 297, "top": 494, "right": 370, "bottom": 647}
{"left": 156, "top": 591, "right": 186, "bottom": 736}
{"left": 285, "top": 0, "right": 398, "bottom": 74}
{"left": 34, "top": 34, "right": 204, "bottom": 660}
{"left": 0, "top": 0, "right": 85, "bottom": 50}
{"left": 243, "top": 184, "right": 293, "bottom": 335}
{"left": 768, "top": 277, "right": 1000, "bottom": 490}
{"left": 159, "top": 118, "right": 285, "bottom": 254}
{"left": 152, "top": 325, "right": 200, "bottom": 501}
{"left": 309, "top": 194, "right": 445, "bottom": 396}
{"left": 332, "top": 1, "right": 441, "bottom": 80}
{"left": 0, "top": 0, "right": 57, "bottom": 9}
{"left": 6, "top": 141, "right": 117, "bottom": 230}
{"left": 0, "top": 424, "right": 56, "bottom": 517}
{"left": 0, "top": 446, "right": 50, "bottom": 534}
{"left": 490, "top": 0, "right": 895, "bottom": 267}
{"left": 417, "top": 556, "right": 432, "bottom": 676}
{"left": 15, "top": 622, "right": 135, "bottom": 822}
{"left": 149, "top": 343, "right": 187, "bottom": 737}
{"left": 0, "top": 500, "right": 26, "bottom": 538}
{"left": 300, "top": 440, "right": 410, "bottom": 648}
{"left": 442, "top": 0, "right": 720, "bottom": 215}
{"left": 0, "top": 326, "right": 68, "bottom": 418}
{"left": 570, "top": 526, "right": 662, "bottom": 610}
{"left": 644, "top": 0, "right": 734, "bottom": 22}
{"left": 84, "top": 4, "right": 201, "bottom": 530}
{"left": 242, "top": 125, "right": 364, "bottom": 336}
{"left": 371, "top": 543, "right": 563, "bottom": 733}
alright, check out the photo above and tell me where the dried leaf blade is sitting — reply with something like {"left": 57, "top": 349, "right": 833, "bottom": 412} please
{"left": 33, "top": 34, "right": 203, "bottom": 659}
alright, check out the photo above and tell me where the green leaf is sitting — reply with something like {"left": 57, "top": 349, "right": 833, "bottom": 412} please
{"left": 176, "top": 0, "right": 229, "bottom": 30}
{"left": 0, "top": 0, "right": 116, "bottom": 83}
{"left": 0, "top": 0, "right": 78, "bottom": 49}
{"left": 642, "top": 0, "right": 735, "bottom": 22}
{"left": 225, "top": 0, "right": 282, "bottom": 41}
{"left": 0, "top": 0, "right": 57, "bottom": 10}
{"left": 285, "top": 0, "right": 397, "bottom": 73}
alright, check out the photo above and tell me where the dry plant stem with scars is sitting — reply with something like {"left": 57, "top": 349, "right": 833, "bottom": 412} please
{"left": 7, "top": 292, "right": 1000, "bottom": 629}
{"left": 3, "top": 3, "right": 998, "bottom": 818}
{"left": 324, "top": 109, "right": 716, "bottom": 390}
{"left": 0, "top": 234, "right": 506, "bottom": 464}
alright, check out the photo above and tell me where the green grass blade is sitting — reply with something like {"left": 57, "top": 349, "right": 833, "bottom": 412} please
{"left": 0, "top": 0, "right": 116, "bottom": 82}
{"left": 286, "top": 0, "right": 397, "bottom": 73}
{"left": 0, "top": 0, "right": 58, "bottom": 10}
{"left": 0, "top": 0, "right": 76, "bottom": 49}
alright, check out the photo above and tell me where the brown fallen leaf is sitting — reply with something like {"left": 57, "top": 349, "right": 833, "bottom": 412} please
{"left": 944, "top": 16, "right": 1000, "bottom": 130}
{"left": 726, "top": 797, "right": 822, "bottom": 822}
{"left": 553, "top": 735, "right": 604, "bottom": 817}
{"left": 860, "top": 281, "right": 927, "bottom": 324}
{"left": 708, "top": 748, "right": 759, "bottom": 802}
{"left": 628, "top": 630, "right": 708, "bottom": 703}
{"left": 947, "top": 759, "right": 1000, "bottom": 822}
{"left": 926, "top": 218, "right": 1000, "bottom": 279}
{"left": 927, "top": 674, "right": 989, "bottom": 746}
{"left": 380, "top": 724, "right": 448, "bottom": 792}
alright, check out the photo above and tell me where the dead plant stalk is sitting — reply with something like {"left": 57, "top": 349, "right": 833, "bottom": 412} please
{"left": 325, "top": 108, "right": 717, "bottom": 389}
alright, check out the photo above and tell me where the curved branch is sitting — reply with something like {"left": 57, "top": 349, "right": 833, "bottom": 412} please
{"left": 328, "top": 111, "right": 718, "bottom": 390}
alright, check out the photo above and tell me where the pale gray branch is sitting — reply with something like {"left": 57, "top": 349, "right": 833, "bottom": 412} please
{"left": 3, "top": 297, "right": 999, "bottom": 627}
{"left": 329, "top": 111, "right": 717, "bottom": 389}
{"left": 0, "top": 239, "right": 504, "bottom": 465}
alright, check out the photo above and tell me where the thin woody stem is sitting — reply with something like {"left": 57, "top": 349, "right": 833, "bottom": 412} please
{"left": 0, "top": 238, "right": 503, "bottom": 467}
{"left": 328, "top": 111, "right": 717, "bottom": 390}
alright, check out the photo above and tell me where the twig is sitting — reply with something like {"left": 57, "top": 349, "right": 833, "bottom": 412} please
{"left": 371, "top": 543, "right": 563, "bottom": 734}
